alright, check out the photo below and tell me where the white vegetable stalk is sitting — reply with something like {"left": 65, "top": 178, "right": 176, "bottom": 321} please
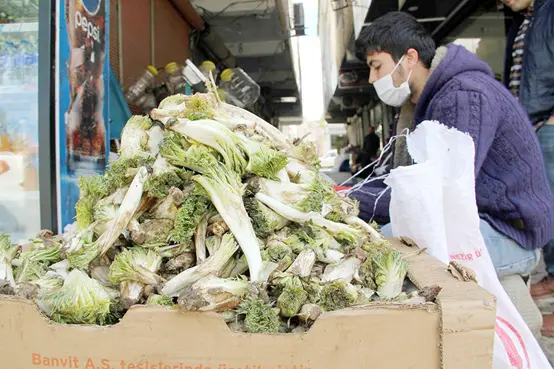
{"left": 219, "top": 102, "right": 293, "bottom": 151}
{"left": 255, "top": 193, "right": 348, "bottom": 230}
{"left": 96, "top": 167, "right": 150, "bottom": 256}
{"left": 255, "top": 192, "right": 365, "bottom": 244}
{"left": 195, "top": 214, "right": 209, "bottom": 265}
{"left": 162, "top": 233, "right": 239, "bottom": 297}
{"left": 276, "top": 169, "right": 290, "bottom": 183}
{"left": 49, "top": 260, "right": 70, "bottom": 279}
{"left": 322, "top": 257, "right": 361, "bottom": 283}
{"left": 178, "top": 275, "right": 250, "bottom": 312}
{"left": 254, "top": 192, "right": 312, "bottom": 224}
{"left": 169, "top": 120, "right": 246, "bottom": 173}
{"left": 147, "top": 125, "right": 164, "bottom": 156}
{"left": 65, "top": 223, "right": 95, "bottom": 254}
{"left": 121, "top": 280, "right": 145, "bottom": 307}
{"left": 0, "top": 258, "right": 16, "bottom": 288}
{"left": 285, "top": 159, "right": 316, "bottom": 184}
{"left": 119, "top": 117, "right": 151, "bottom": 159}
{"left": 257, "top": 178, "right": 308, "bottom": 204}
{"left": 316, "top": 248, "right": 344, "bottom": 264}
{"left": 286, "top": 249, "right": 316, "bottom": 278}
{"left": 193, "top": 175, "right": 264, "bottom": 283}
{"left": 258, "top": 261, "right": 279, "bottom": 283}
{"left": 344, "top": 216, "right": 383, "bottom": 242}
{"left": 212, "top": 111, "right": 256, "bottom": 132}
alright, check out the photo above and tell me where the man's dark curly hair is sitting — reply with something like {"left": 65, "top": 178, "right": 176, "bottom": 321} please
{"left": 355, "top": 11, "right": 436, "bottom": 68}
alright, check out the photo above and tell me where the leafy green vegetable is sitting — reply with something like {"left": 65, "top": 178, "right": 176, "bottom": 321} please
{"left": 15, "top": 245, "right": 62, "bottom": 284}
{"left": 243, "top": 197, "right": 288, "bottom": 238}
{"left": 75, "top": 175, "right": 111, "bottom": 230}
{"left": 236, "top": 298, "right": 281, "bottom": 333}
{"left": 0, "top": 233, "right": 20, "bottom": 288}
{"left": 147, "top": 294, "right": 175, "bottom": 306}
{"left": 320, "top": 280, "right": 358, "bottom": 312}
{"left": 37, "top": 269, "right": 115, "bottom": 325}
{"left": 143, "top": 156, "right": 186, "bottom": 198}
{"left": 372, "top": 249, "right": 408, "bottom": 300}
{"left": 276, "top": 276, "right": 308, "bottom": 317}
{"left": 170, "top": 187, "right": 210, "bottom": 243}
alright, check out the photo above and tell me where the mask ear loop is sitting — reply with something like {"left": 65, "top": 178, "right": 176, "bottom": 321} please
{"left": 390, "top": 55, "right": 405, "bottom": 74}
{"left": 390, "top": 55, "right": 412, "bottom": 86}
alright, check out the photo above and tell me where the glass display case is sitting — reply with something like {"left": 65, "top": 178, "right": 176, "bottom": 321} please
{"left": 0, "top": 0, "right": 41, "bottom": 243}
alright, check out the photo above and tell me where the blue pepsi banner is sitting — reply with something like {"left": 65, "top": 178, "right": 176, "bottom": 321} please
{"left": 56, "top": 0, "right": 109, "bottom": 230}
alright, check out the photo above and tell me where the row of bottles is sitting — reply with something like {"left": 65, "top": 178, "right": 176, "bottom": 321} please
{"left": 125, "top": 60, "right": 261, "bottom": 110}
{"left": 125, "top": 65, "right": 158, "bottom": 110}
{"left": 219, "top": 67, "right": 260, "bottom": 108}
{"left": 0, "top": 37, "right": 39, "bottom": 86}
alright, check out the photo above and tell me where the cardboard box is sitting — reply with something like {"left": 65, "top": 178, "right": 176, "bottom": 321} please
{"left": 0, "top": 240, "right": 496, "bottom": 369}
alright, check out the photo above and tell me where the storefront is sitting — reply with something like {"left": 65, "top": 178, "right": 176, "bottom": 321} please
{"left": 0, "top": 0, "right": 202, "bottom": 242}
{"left": 0, "top": 0, "right": 301, "bottom": 242}
{"left": 442, "top": 2, "right": 508, "bottom": 81}
{"left": 0, "top": 1, "right": 53, "bottom": 243}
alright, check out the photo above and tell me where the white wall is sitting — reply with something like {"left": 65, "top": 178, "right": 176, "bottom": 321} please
{"left": 319, "top": 0, "right": 354, "bottom": 111}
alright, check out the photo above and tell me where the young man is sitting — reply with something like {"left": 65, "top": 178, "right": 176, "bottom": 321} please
{"left": 501, "top": 0, "right": 554, "bottom": 336}
{"left": 353, "top": 11, "right": 554, "bottom": 336}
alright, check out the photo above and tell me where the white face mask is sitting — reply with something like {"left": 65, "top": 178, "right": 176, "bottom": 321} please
{"left": 373, "top": 55, "right": 412, "bottom": 107}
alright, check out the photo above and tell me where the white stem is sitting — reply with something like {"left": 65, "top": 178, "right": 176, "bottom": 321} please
{"left": 255, "top": 192, "right": 310, "bottom": 223}
{"left": 195, "top": 214, "right": 209, "bottom": 265}
{"left": 286, "top": 249, "right": 316, "bottom": 278}
{"left": 162, "top": 234, "right": 239, "bottom": 297}
{"left": 220, "top": 102, "right": 293, "bottom": 150}
{"left": 0, "top": 262, "right": 15, "bottom": 288}
{"left": 98, "top": 167, "right": 149, "bottom": 255}
{"left": 276, "top": 169, "right": 290, "bottom": 183}
{"left": 344, "top": 216, "right": 383, "bottom": 240}
{"left": 322, "top": 257, "right": 361, "bottom": 283}
{"left": 194, "top": 176, "right": 263, "bottom": 283}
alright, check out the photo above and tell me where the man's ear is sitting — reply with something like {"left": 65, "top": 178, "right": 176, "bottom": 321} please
{"left": 405, "top": 48, "right": 420, "bottom": 68}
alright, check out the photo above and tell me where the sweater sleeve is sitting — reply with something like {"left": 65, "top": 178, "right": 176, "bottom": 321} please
{"left": 427, "top": 90, "right": 497, "bottom": 174}
{"left": 349, "top": 178, "right": 391, "bottom": 224}
{"left": 352, "top": 90, "right": 497, "bottom": 224}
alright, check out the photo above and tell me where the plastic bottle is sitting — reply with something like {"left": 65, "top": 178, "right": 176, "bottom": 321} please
{"left": 23, "top": 37, "right": 38, "bottom": 85}
{"left": 182, "top": 59, "right": 207, "bottom": 93}
{"left": 164, "top": 62, "right": 185, "bottom": 94}
{"left": 219, "top": 67, "right": 261, "bottom": 108}
{"left": 12, "top": 41, "right": 25, "bottom": 84}
{"left": 125, "top": 65, "right": 158, "bottom": 105}
{"left": 200, "top": 60, "right": 219, "bottom": 81}
{"left": 4, "top": 41, "right": 17, "bottom": 86}
{"left": 0, "top": 40, "right": 7, "bottom": 86}
{"left": 19, "top": 40, "right": 34, "bottom": 84}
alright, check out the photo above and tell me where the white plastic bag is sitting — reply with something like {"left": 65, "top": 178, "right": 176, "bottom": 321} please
{"left": 384, "top": 121, "right": 551, "bottom": 369}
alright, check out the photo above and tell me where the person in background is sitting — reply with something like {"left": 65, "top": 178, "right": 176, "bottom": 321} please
{"left": 353, "top": 11, "right": 554, "bottom": 337}
{"left": 501, "top": 0, "right": 554, "bottom": 336}
{"left": 355, "top": 127, "right": 380, "bottom": 179}
{"left": 348, "top": 145, "right": 362, "bottom": 176}
{"left": 362, "top": 126, "right": 380, "bottom": 165}
{"left": 336, "top": 141, "right": 352, "bottom": 173}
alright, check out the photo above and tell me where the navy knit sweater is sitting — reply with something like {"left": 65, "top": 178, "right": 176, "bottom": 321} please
{"left": 351, "top": 44, "right": 554, "bottom": 250}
